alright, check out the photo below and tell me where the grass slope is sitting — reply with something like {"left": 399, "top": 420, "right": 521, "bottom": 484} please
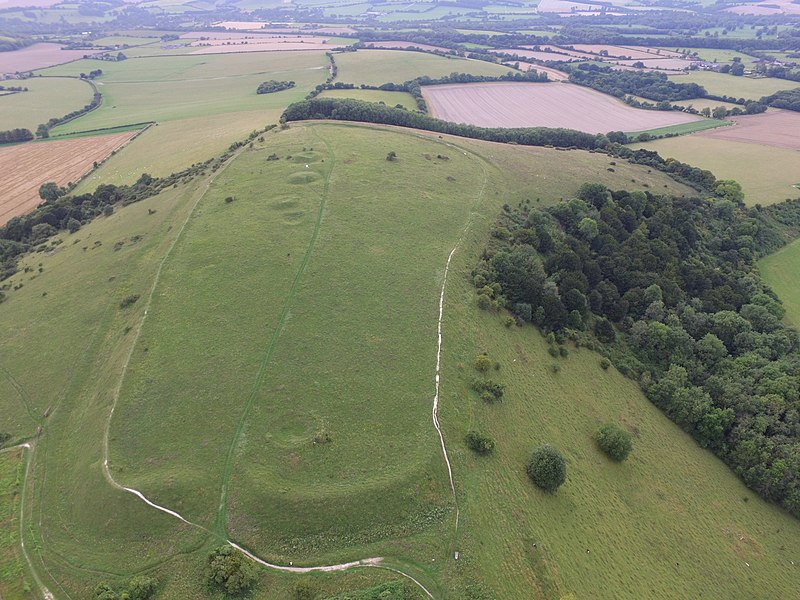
{"left": 760, "top": 238, "right": 800, "bottom": 328}
{"left": 0, "top": 449, "right": 34, "bottom": 600}
{"left": 632, "top": 135, "right": 800, "bottom": 205}
{"left": 1, "top": 121, "right": 797, "bottom": 598}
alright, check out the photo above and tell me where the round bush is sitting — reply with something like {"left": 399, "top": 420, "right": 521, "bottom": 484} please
{"left": 526, "top": 444, "right": 566, "bottom": 492}
{"left": 595, "top": 423, "right": 633, "bottom": 462}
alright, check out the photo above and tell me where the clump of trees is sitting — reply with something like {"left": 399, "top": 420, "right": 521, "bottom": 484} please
{"left": 0, "top": 128, "right": 33, "bottom": 144}
{"left": 567, "top": 64, "right": 706, "bottom": 101}
{"left": 526, "top": 444, "right": 566, "bottom": 492}
{"left": 595, "top": 423, "right": 633, "bottom": 461}
{"left": 760, "top": 89, "right": 800, "bottom": 113}
{"left": 94, "top": 576, "right": 157, "bottom": 600}
{"left": 206, "top": 545, "right": 259, "bottom": 596}
{"left": 256, "top": 80, "right": 295, "bottom": 94}
{"left": 476, "top": 182, "right": 800, "bottom": 517}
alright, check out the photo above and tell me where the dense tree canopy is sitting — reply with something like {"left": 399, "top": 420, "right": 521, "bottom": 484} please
{"left": 477, "top": 184, "right": 800, "bottom": 516}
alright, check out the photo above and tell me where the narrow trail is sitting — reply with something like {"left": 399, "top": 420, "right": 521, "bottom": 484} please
{"left": 431, "top": 144, "right": 489, "bottom": 537}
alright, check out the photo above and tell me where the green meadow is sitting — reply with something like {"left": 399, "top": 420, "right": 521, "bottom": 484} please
{"left": 760, "top": 237, "right": 800, "bottom": 328}
{"left": 334, "top": 49, "right": 514, "bottom": 86}
{"left": 0, "top": 449, "right": 32, "bottom": 600}
{"left": 632, "top": 135, "right": 800, "bottom": 205}
{"left": 319, "top": 88, "right": 419, "bottom": 109}
{"left": 42, "top": 51, "right": 330, "bottom": 133}
{"left": 0, "top": 76, "right": 94, "bottom": 132}
{"left": 669, "top": 70, "right": 799, "bottom": 99}
{"left": 6, "top": 120, "right": 797, "bottom": 599}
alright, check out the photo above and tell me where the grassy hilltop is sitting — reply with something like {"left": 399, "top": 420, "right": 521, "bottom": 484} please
{"left": 1, "top": 121, "right": 798, "bottom": 598}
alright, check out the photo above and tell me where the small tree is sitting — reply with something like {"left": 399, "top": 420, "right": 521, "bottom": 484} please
{"left": 386, "top": 151, "right": 397, "bottom": 161}
{"left": 526, "top": 444, "right": 566, "bottom": 492}
{"left": 207, "top": 546, "right": 258, "bottom": 596}
{"left": 67, "top": 218, "right": 81, "bottom": 233}
{"left": 474, "top": 353, "right": 492, "bottom": 373}
{"left": 595, "top": 423, "right": 633, "bottom": 461}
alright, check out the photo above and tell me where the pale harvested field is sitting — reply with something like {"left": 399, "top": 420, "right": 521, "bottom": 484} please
{"left": 569, "top": 45, "right": 684, "bottom": 59}
{"left": 0, "top": 43, "right": 92, "bottom": 74}
{"left": 726, "top": 0, "right": 800, "bottom": 15}
{"left": 422, "top": 82, "right": 703, "bottom": 134}
{"left": 701, "top": 109, "right": 800, "bottom": 151}
{"left": 614, "top": 58, "right": 692, "bottom": 70}
{"left": 366, "top": 41, "right": 451, "bottom": 53}
{"left": 514, "top": 61, "right": 569, "bottom": 81}
{"left": 0, "top": 131, "right": 136, "bottom": 225}
{"left": 189, "top": 36, "right": 345, "bottom": 54}
{"left": 495, "top": 48, "right": 581, "bottom": 62}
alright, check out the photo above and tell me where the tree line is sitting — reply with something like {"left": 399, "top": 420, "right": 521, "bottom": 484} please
{"left": 565, "top": 64, "right": 707, "bottom": 102}
{"left": 256, "top": 80, "right": 295, "bottom": 94}
{"left": 475, "top": 183, "right": 800, "bottom": 517}
{"left": 0, "top": 128, "right": 34, "bottom": 145}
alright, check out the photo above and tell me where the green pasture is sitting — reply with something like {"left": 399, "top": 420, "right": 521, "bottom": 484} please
{"left": 73, "top": 110, "right": 281, "bottom": 191}
{"left": 91, "top": 36, "right": 163, "bottom": 47}
{"left": 0, "top": 76, "right": 94, "bottom": 132}
{"left": 335, "top": 49, "right": 515, "bottom": 86}
{"left": 760, "top": 238, "right": 800, "bottom": 329}
{"left": 627, "top": 117, "right": 728, "bottom": 137}
{"left": 319, "top": 87, "right": 419, "bottom": 109}
{"left": 669, "top": 70, "right": 799, "bottom": 99}
{"left": 672, "top": 97, "right": 741, "bottom": 111}
{"left": 673, "top": 48, "right": 758, "bottom": 65}
{"left": 40, "top": 51, "right": 329, "bottom": 134}
{"left": 632, "top": 136, "right": 800, "bottom": 205}
{"left": 2, "top": 120, "right": 799, "bottom": 598}
{"left": 0, "top": 449, "right": 33, "bottom": 600}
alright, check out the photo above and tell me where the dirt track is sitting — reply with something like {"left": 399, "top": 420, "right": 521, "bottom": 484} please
{"left": 0, "top": 131, "right": 137, "bottom": 226}
{"left": 422, "top": 82, "right": 703, "bottom": 134}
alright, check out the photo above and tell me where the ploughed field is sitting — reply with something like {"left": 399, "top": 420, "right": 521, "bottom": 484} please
{"left": 422, "top": 81, "right": 705, "bottom": 134}
{"left": 0, "top": 42, "right": 93, "bottom": 73}
{"left": 0, "top": 130, "right": 137, "bottom": 226}
{"left": 702, "top": 109, "right": 800, "bottom": 151}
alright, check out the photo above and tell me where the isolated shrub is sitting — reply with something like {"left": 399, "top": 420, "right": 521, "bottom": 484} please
{"left": 600, "top": 357, "right": 611, "bottom": 370}
{"left": 386, "top": 151, "right": 397, "bottom": 161}
{"left": 474, "top": 353, "right": 492, "bottom": 373}
{"left": 0, "top": 432, "right": 11, "bottom": 448}
{"left": 119, "top": 294, "right": 140, "bottom": 309}
{"left": 547, "top": 346, "right": 559, "bottom": 358}
{"left": 476, "top": 294, "right": 492, "bottom": 310}
{"left": 526, "top": 444, "right": 566, "bottom": 492}
{"left": 206, "top": 545, "right": 258, "bottom": 596}
{"left": 466, "top": 430, "right": 495, "bottom": 454}
{"left": 559, "top": 346, "right": 569, "bottom": 357}
{"left": 67, "top": 218, "right": 81, "bottom": 233}
{"left": 225, "top": 196, "right": 235, "bottom": 203}
{"left": 595, "top": 423, "right": 633, "bottom": 462}
{"left": 127, "top": 576, "right": 158, "bottom": 600}
{"left": 504, "top": 316, "right": 515, "bottom": 327}
{"left": 472, "top": 379, "right": 504, "bottom": 402}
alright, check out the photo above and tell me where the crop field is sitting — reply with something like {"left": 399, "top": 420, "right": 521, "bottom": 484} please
{"left": 364, "top": 40, "right": 451, "bottom": 52}
{"left": 671, "top": 97, "right": 741, "bottom": 111}
{"left": 42, "top": 51, "right": 329, "bottom": 134}
{"left": 675, "top": 48, "right": 758, "bottom": 65}
{"left": 334, "top": 49, "right": 514, "bottom": 86}
{"left": 0, "top": 43, "right": 91, "bottom": 73}
{"left": 669, "top": 70, "right": 800, "bottom": 99}
{"left": 422, "top": 82, "right": 705, "bottom": 134}
{"left": 0, "top": 131, "right": 137, "bottom": 226}
{"left": 188, "top": 35, "right": 352, "bottom": 54}
{"left": 569, "top": 44, "right": 682, "bottom": 59}
{"left": 700, "top": 109, "right": 800, "bottom": 150}
{"left": 496, "top": 48, "right": 582, "bottom": 62}
{"left": 0, "top": 76, "right": 93, "bottom": 132}
{"left": 513, "top": 61, "right": 569, "bottom": 80}
{"left": 318, "top": 88, "right": 419, "bottom": 109}
{"left": 632, "top": 135, "right": 800, "bottom": 204}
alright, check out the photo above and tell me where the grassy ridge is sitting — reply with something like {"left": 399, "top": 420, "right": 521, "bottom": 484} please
{"left": 0, "top": 449, "right": 33, "bottom": 600}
